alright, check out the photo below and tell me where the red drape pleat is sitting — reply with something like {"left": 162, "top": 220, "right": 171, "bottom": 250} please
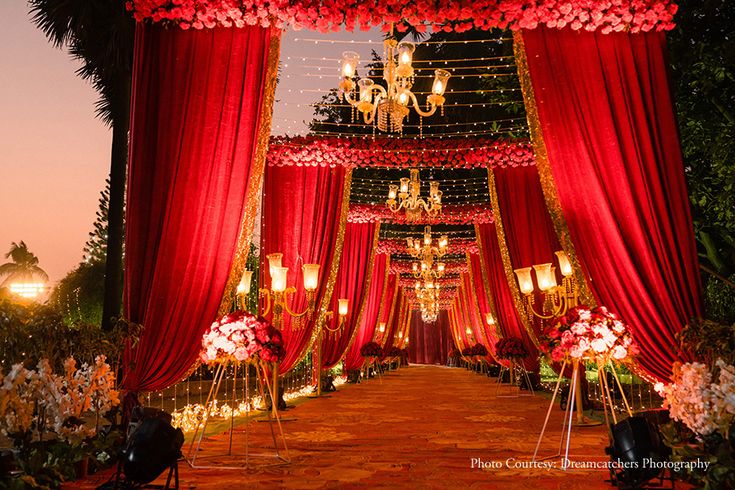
{"left": 343, "top": 254, "right": 388, "bottom": 371}
{"left": 521, "top": 28, "right": 703, "bottom": 380}
{"left": 321, "top": 222, "right": 378, "bottom": 369}
{"left": 261, "top": 165, "right": 347, "bottom": 374}
{"left": 469, "top": 253, "right": 500, "bottom": 357}
{"left": 408, "top": 310, "right": 453, "bottom": 365}
{"left": 382, "top": 290, "right": 406, "bottom": 352}
{"left": 493, "top": 164, "right": 562, "bottom": 338}
{"left": 476, "top": 223, "right": 539, "bottom": 372}
{"left": 122, "top": 25, "right": 274, "bottom": 392}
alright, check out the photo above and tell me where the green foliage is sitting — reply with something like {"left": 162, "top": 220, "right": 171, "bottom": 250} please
{"left": 677, "top": 318, "right": 735, "bottom": 367}
{"left": 50, "top": 262, "right": 105, "bottom": 326}
{"left": 669, "top": 0, "right": 735, "bottom": 280}
{"left": 82, "top": 179, "right": 113, "bottom": 266}
{"left": 0, "top": 300, "right": 141, "bottom": 374}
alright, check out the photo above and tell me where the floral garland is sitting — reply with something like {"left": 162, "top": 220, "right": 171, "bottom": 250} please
{"left": 200, "top": 310, "right": 285, "bottom": 364}
{"left": 267, "top": 136, "right": 535, "bottom": 170}
{"left": 654, "top": 360, "right": 735, "bottom": 438}
{"left": 399, "top": 277, "right": 461, "bottom": 287}
{"left": 539, "top": 305, "right": 638, "bottom": 363}
{"left": 360, "top": 341, "right": 383, "bottom": 358}
{"left": 495, "top": 337, "right": 529, "bottom": 360}
{"left": 377, "top": 238, "right": 478, "bottom": 255}
{"left": 126, "top": 1, "right": 677, "bottom": 34}
{"left": 348, "top": 203, "right": 494, "bottom": 225}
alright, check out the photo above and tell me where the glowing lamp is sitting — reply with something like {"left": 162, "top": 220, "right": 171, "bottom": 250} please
{"left": 398, "top": 332, "right": 403, "bottom": 339}
{"left": 399, "top": 177, "right": 410, "bottom": 194}
{"left": 514, "top": 267, "right": 534, "bottom": 295}
{"left": 302, "top": 263, "right": 320, "bottom": 292}
{"left": 438, "top": 235, "right": 448, "bottom": 249}
{"left": 432, "top": 69, "right": 450, "bottom": 96}
{"left": 267, "top": 253, "right": 283, "bottom": 276}
{"left": 485, "top": 313, "right": 495, "bottom": 326}
{"left": 533, "top": 263, "right": 557, "bottom": 292}
{"left": 358, "top": 78, "right": 374, "bottom": 103}
{"left": 413, "top": 262, "right": 419, "bottom": 272}
{"left": 378, "top": 322, "right": 386, "bottom": 333}
{"left": 271, "top": 267, "right": 288, "bottom": 293}
{"left": 341, "top": 51, "right": 359, "bottom": 78}
{"left": 9, "top": 282, "right": 45, "bottom": 299}
{"left": 397, "top": 42, "right": 414, "bottom": 67}
{"left": 237, "top": 270, "right": 253, "bottom": 295}
{"left": 555, "top": 250, "right": 573, "bottom": 277}
{"left": 397, "top": 88, "right": 410, "bottom": 106}
{"left": 465, "top": 327, "right": 472, "bottom": 336}
{"left": 338, "top": 298, "right": 349, "bottom": 317}
{"left": 388, "top": 185, "right": 398, "bottom": 200}
{"left": 437, "top": 262, "right": 445, "bottom": 273}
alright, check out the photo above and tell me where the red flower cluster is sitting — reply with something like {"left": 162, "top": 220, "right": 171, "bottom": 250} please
{"left": 267, "top": 136, "right": 535, "bottom": 170}
{"left": 495, "top": 337, "right": 529, "bottom": 360}
{"left": 386, "top": 346, "right": 403, "bottom": 357}
{"left": 126, "top": 0, "right": 677, "bottom": 34}
{"left": 348, "top": 203, "right": 494, "bottom": 225}
{"left": 470, "top": 343, "right": 488, "bottom": 356}
{"left": 360, "top": 341, "right": 383, "bottom": 358}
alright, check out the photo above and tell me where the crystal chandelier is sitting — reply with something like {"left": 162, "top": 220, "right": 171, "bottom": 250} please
{"left": 387, "top": 169, "right": 442, "bottom": 222}
{"left": 338, "top": 36, "right": 450, "bottom": 133}
{"left": 414, "top": 280, "right": 440, "bottom": 323}
{"left": 411, "top": 259, "right": 445, "bottom": 283}
{"left": 406, "top": 225, "right": 448, "bottom": 262}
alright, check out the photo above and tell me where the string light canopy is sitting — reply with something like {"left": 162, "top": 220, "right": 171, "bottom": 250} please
{"left": 338, "top": 30, "right": 450, "bottom": 134}
{"left": 386, "top": 169, "right": 442, "bottom": 222}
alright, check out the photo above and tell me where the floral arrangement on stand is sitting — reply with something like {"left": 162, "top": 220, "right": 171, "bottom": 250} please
{"left": 0, "top": 356, "right": 120, "bottom": 487}
{"left": 461, "top": 347, "right": 473, "bottom": 357}
{"left": 539, "top": 306, "right": 638, "bottom": 363}
{"left": 470, "top": 343, "right": 488, "bottom": 357}
{"left": 652, "top": 319, "right": 735, "bottom": 488}
{"left": 200, "top": 310, "right": 285, "bottom": 365}
{"left": 127, "top": 1, "right": 677, "bottom": 35}
{"left": 386, "top": 346, "right": 403, "bottom": 358}
{"left": 495, "top": 337, "right": 528, "bottom": 360}
{"left": 360, "top": 341, "right": 383, "bottom": 359}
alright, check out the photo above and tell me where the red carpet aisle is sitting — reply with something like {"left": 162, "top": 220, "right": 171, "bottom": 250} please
{"left": 78, "top": 366, "right": 612, "bottom": 489}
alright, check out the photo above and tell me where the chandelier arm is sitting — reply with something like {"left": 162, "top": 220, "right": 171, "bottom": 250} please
{"left": 524, "top": 293, "right": 566, "bottom": 320}
{"left": 343, "top": 89, "right": 359, "bottom": 108}
{"left": 259, "top": 288, "right": 272, "bottom": 317}
{"left": 407, "top": 91, "right": 438, "bottom": 117}
{"left": 282, "top": 288, "right": 312, "bottom": 318}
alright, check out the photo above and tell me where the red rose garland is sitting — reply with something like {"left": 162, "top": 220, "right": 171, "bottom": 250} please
{"left": 267, "top": 136, "right": 535, "bottom": 170}
{"left": 348, "top": 203, "right": 494, "bottom": 225}
{"left": 390, "top": 260, "right": 469, "bottom": 275}
{"left": 127, "top": 0, "right": 677, "bottom": 34}
{"left": 377, "top": 238, "right": 478, "bottom": 255}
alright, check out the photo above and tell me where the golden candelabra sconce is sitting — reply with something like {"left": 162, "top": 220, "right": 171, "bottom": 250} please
{"left": 313, "top": 298, "right": 349, "bottom": 397}
{"left": 375, "top": 321, "right": 387, "bottom": 343}
{"left": 513, "top": 250, "right": 578, "bottom": 321}
{"left": 238, "top": 253, "right": 322, "bottom": 331}
{"left": 387, "top": 169, "right": 442, "bottom": 222}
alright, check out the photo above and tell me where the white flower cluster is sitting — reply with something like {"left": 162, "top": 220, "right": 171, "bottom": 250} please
{"left": 0, "top": 356, "right": 120, "bottom": 444}
{"left": 656, "top": 360, "right": 735, "bottom": 437}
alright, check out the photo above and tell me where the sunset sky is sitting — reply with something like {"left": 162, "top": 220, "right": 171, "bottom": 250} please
{"left": 0, "top": 1, "right": 379, "bottom": 284}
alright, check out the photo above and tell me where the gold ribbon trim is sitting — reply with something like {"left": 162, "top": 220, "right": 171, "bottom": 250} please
{"left": 369, "top": 256, "right": 392, "bottom": 343}
{"left": 380, "top": 276, "right": 401, "bottom": 348}
{"left": 465, "top": 252, "right": 496, "bottom": 359}
{"left": 342, "top": 223, "right": 381, "bottom": 358}
{"left": 487, "top": 167, "right": 540, "bottom": 347}
{"left": 474, "top": 224, "right": 503, "bottom": 340}
{"left": 218, "top": 30, "right": 282, "bottom": 316}
{"left": 512, "top": 31, "right": 596, "bottom": 307}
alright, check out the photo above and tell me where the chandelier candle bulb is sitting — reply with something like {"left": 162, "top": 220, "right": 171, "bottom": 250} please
{"left": 271, "top": 266, "right": 288, "bottom": 293}
{"left": 267, "top": 253, "right": 283, "bottom": 276}
{"left": 341, "top": 51, "right": 359, "bottom": 78}
{"left": 514, "top": 267, "right": 535, "bottom": 295}
{"left": 432, "top": 69, "right": 450, "bottom": 96}
{"left": 396, "top": 42, "right": 415, "bottom": 77}
{"left": 555, "top": 250, "right": 573, "bottom": 277}
{"left": 302, "top": 263, "right": 320, "bottom": 292}
{"left": 533, "top": 263, "right": 556, "bottom": 292}
{"left": 237, "top": 270, "right": 253, "bottom": 295}
{"left": 338, "top": 299, "right": 349, "bottom": 317}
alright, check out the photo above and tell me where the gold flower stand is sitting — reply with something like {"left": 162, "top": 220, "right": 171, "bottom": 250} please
{"left": 186, "top": 358, "right": 290, "bottom": 470}
{"left": 495, "top": 359, "right": 534, "bottom": 397}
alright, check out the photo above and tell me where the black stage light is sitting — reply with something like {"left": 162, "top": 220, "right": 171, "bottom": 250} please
{"left": 606, "top": 412, "right": 673, "bottom": 489}
{"left": 99, "top": 407, "right": 184, "bottom": 490}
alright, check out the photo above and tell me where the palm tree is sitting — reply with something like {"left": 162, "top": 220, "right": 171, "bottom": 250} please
{"left": 0, "top": 241, "right": 49, "bottom": 287}
{"left": 29, "top": 0, "right": 134, "bottom": 330}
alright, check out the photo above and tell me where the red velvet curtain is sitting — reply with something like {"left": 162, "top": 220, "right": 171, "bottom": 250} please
{"left": 377, "top": 275, "right": 400, "bottom": 349}
{"left": 261, "top": 165, "right": 348, "bottom": 374}
{"left": 122, "top": 25, "right": 276, "bottom": 392}
{"left": 408, "top": 310, "right": 453, "bottom": 365}
{"left": 521, "top": 28, "right": 703, "bottom": 380}
{"left": 493, "top": 165, "right": 562, "bottom": 337}
{"left": 343, "top": 254, "right": 388, "bottom": 371}
{"left": 476, "top": 223, "right": 539, "bottom": 372}
{"left": 382, "top": 290, "right": 406, "bottom": 352}
{"left": 469, "top": 253, "right": 500, "bottom": 357}
{"left": 450, "top": 296, "right": 473, "bottom": 350}
{"left": 321, "top": 222, "right": 378, "bottom": 369}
